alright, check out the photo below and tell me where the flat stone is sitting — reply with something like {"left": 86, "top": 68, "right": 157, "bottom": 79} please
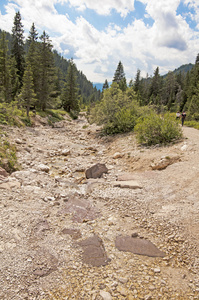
{"left": 113, "top": 180, "right": 142, "bottom": 189}
{"left": 115, "top": 235, "right": 165, "bottom": 257}
{"left": 78, "top": 234, "right": 110, "bottom": 267}
{"left": 58, "top": 195, "right": 100, "bottom": 222}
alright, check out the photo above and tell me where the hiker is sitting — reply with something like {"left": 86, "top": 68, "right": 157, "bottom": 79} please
{"left": 181, "top": 111, "right": 186, "bottom": 126}
{"left": 176, "top": 111, "right": 181, "bottom": 120}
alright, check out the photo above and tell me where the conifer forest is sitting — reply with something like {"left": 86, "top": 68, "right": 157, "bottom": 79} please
{"left": 0, "top": 11, "right": 199, "bottom": 141}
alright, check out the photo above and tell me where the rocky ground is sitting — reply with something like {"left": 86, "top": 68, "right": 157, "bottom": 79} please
{"left": 0, "top": 113, "right": 199, "bottom": 300}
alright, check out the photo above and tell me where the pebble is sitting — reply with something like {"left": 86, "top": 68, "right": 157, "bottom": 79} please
{"left": 99, "top": 290, "right": 112, "bottom": 300}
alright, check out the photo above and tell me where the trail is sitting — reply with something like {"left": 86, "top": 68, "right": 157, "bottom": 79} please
{"left": 0, "top": 115, "right": 199, "bottom": 299}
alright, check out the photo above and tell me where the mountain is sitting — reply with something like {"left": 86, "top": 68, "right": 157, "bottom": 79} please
{"left": 163, "top": 63, "right": 194, "bottom": 78}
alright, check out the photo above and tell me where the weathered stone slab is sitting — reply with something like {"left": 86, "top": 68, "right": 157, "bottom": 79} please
{"left": 58, "top": 195, "right": 100, "bottom": 222}
{"left": 115, "top": 235, "right": 165, "bottom": 257}
{"left": 85, "top": 163, "right": 108, "bottom": 179}
{"left": 113, "top": 180, "right": 142, "bottom": 189}
{"left": 78, "top": 235, "right": 110, "bottom": 267}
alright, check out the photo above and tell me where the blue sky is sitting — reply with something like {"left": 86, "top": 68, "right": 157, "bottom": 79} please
{"left": 0, "top": 0, "right": 199, "bottom": 83}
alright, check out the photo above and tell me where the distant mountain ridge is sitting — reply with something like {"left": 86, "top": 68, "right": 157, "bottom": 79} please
{"left": 163, "top": 63, "right": 194, "bottom": 77}
{"left": 93, "top": 64, "right": 194, "bottom": 88}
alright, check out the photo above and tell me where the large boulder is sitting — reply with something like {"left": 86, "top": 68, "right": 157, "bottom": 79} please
{"left": 85, "top": 163, "right": 108, "bottom": 179}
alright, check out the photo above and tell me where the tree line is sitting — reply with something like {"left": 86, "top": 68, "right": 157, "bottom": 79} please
{"left": 0, "top": 11, "right": 100, "bottom": 117}
{"left": 102, "top": 58, "right": 199, "bottom": 121}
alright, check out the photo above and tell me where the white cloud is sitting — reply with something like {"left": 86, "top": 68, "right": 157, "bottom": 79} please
{"left": 66, "top": 0, "right": 135, "bottom": 17}
{"left": 184, "top": 0, "right": 199, "bottom": 29}
{"left": 0, "top": 0, "right": 199, "bottom": 83}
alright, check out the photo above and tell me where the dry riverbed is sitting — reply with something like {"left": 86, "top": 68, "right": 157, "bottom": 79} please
{"left": 0, "top": 113, "right": 199, "bottom": 299}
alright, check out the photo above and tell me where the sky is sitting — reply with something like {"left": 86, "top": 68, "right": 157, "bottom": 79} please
{"left": 0, "top": 0, "right": 199, "bottom": 84}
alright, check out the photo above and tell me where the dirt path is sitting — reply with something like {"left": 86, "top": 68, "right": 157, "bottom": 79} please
{"left": 0, "top": 116, "right": 199, "bottom": 300}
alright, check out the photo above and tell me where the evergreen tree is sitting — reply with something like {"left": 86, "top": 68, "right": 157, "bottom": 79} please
{"left": 9, "top": 56, "right": 20, "bottom": 100}
{"left": 148, "top": 67, "right": 163, "bottom": 105}
{"left": 61, "top": 59, "right": 79, "bottom": 113}
{"left": 37, "top": 31, "right": 55, "bottom": 110}
{"left": 162, "top": 71, "right": 177, "bottom": 109}
{"left": 0, "top": 31, "right": 11, "bottom": 102}
{"left": 26, "top": 24, "right": 40, "bottom": 102}
{"left": 113, "top": 61, "right": 127, "bottom": 91}
{"left": 19, "top": 62, "right": 37, "bottom": 116}
{"left": 188, "top": 83, "right": 199, "bottom": 120}
{"left": 129, "top": 79, "right": 133, "bottom": 88}
{"left": 27, "top": 23, "right": 38, "bottom": 46}
{"left": 134, "top": 69, "right": 141, "bottom": 93}
{"left": 11, "top": 11, "right": 25, "bottom": 88}
{"left": 185, "top": 54, "right": 199, "bottom": 112}
{"left": 102, "top": 79, "right": 109, "bottom": 91}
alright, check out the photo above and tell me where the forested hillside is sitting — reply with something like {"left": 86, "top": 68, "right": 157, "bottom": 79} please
{"left": 0, "top": 14, "right": 101, "bottom": 116}
{"left": 1, "top": 11, "right": 199, "bottom": 145}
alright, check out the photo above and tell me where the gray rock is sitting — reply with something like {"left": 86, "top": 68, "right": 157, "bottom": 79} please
{"left": 115, "top": 235, "right": 165, "bottom": 257}
{"left": 85, "top": 163, "right": 108, "bottom": 179}
{"left": 78, "top": 234, "right": 110, "bottom": 267}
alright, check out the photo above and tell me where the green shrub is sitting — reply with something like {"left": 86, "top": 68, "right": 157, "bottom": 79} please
{"left": 134, "top": 112, "right": 183, "bottom": 146}
{"left": 0, "top": 137, "right": 19, "bottom": 173}
{"left": 185, "top": 120, "right": 199, "bottom": 130}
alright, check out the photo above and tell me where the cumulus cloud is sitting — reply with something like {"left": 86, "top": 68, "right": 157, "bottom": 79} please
{"left": 66, "top": 0, "right": 135, "bottom": 17}
{"left": 0, "top": 0, "right": 199, "bottom": 82}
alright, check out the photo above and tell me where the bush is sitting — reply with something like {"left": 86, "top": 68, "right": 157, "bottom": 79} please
{"left": 134, "top": 112, "right": 183, "bottom": 146}
{"left": 89, "top": 84, "right": 141, "bottom": 135}
{"left": 0, "top": 136, "right": 19, "bottom": 173}
{"left": 185, "top": 120, "right": 199, "bottom": 130}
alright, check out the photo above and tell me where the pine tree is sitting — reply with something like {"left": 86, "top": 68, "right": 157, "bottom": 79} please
{"left": 19, "top": 62, "right": 37, "bottom": 116}
{"left": 102, "top": 79, "right": 109, "bottom": 91}
{"left": 148, "top": 67, "right": 163, "bottom": 105}
{"left": 61, "top": 59, "right": 79, "bottom": 113}
{"left": 113, "top": 61, "right": 127, "bottom": 91}
{"left": 26, "top": 24, "right": 40, "bottom": 102}
{"left": 27, "top": 23, "right": 38, "bottom": 46}
{"left": 37, "top": 31, "right": 55, "bottom": 110}
{"left": 134, "top": 69, "right": 141, "bottom": 93}
{"left": 185, "top": 53, "right": 199, "bottom": 112}
{"left": 0, "top": 31, "right": 11, "bottom": 102}
{"left": 11, "top": 11, "right": 25, "bottom": 88}
{"left": 9, "top": 56, "right": 20, "bottom": 101}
